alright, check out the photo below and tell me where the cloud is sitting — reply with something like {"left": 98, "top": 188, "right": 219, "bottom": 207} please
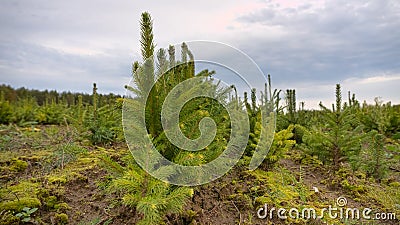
{"left": 0, "top": 0, "right": 264, "bottom": 94}
{"left": 234, "top": 0, "right": 400, "bottom": 86}
{"left": 0, "top": 0, "right": 399, "bottom": 107}
{"left": 285, "top": 73, "right": 400, "bottom": 109}
{"left": 0, "top": 40, "right": 131, "bottom": 94}
{"left": 342, "top": 74, "right": 400, "bottom": 104}
{"left": 345, "top": 74, "right": 400, "bottom": 84}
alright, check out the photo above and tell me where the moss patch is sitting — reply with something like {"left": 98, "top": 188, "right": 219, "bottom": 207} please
{"left": 54, "top": 213, "right": 68, "bottom": 224}
{"left": 0, "top": 181, "right": 42, "bottom": 212}
{"left": 9, "top": 159, "right": 28, "bottom": 172}
{"left": 0, "top": 158, "right": 28, "bottom": 174}
{"left": 0, "top": 197, "right": 41, "bottom": 212}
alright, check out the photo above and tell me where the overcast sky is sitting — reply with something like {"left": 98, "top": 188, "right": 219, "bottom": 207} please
{"left": 0, "top": 0, "right": 399, "bottom": 108}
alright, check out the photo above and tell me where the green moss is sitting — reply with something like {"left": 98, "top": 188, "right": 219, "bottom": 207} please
{"left": 246, "top": 167, "right": 345, "bottom": 224}
{"left": 47, "top": 169, "right": 88, "bottom": 187}
{"left": 0, "top": 151, "right": 19, "bottom": 164}
{"left": 15, "top": 181, "right": 38, "bottom": 192}
{"left": 36, "top": 187, "right": 49, "bottom": 200}
{"left": 354, "top": 170, "right": 367, "bottom": 179}
{"left": 389, "top": 181, "right": 400, "bottom": 188}
{"left": 47, "top": 175, "right": 68, "bottom": 184}
{"left": 183, "top": 209, "right": 197, "bottom": 222}
{"left": 0, "top": 197, "right": 41, "bottom": 212}
{"left": 300, "top": 154, "right": 323, "bottom": 167}
{"left": 0, "top": 211, "right": 19, "bottom": 225}
{"left": 0, "top": 181, "right": 41, "bottom": 214}
{"left": 354, "top": 184, "right": 365, "bottom": 194}
{"left": 365, "top": 185, "right": 400, "bottom": 215}
{"left": 340, "top": 179, "right": 365, "bottom": 197}
{"left": 341, "top": 179, "right": 351, "bottom": 189}
{"left": 250, "top": 186, "right": 259, "bottom": 192}
{"left": 247, "top": 168, "right": 311, "bottom": 209}
{"left": 228, "top": 193, "right": 253, "bottom": 209}
{"left": 336, "top": 166, "right": 351, "bottom": 178}
{"left": 19, "top": 155, "right": 44, "bottom": 163}
{"left": 9, "top": 158, "right": 28, "bottom": 172}
{"left": 77, "top": 157, "right": 99, "bottom": 165}
{"left": 255, "top": 196, "right": 273, "bottom": 206}
{"left": 54, "top": 213, "right": 68, "bottom": 224}
{"left": 69, "top": 171, "right": 88, "bottom": 182}
{"left": 47, "top": 185, "right": 65, "bottom": 198}
{"left": 0, "top": 181, "right": 39, "bottom": 201}
{"left": 44, "top": 196, "right": 58, "bottom": 209}
{"left": 54, "top": 202, "right": 71, "bottom": 211}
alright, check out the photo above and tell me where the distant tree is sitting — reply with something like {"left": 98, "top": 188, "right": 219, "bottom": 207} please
{"left": 168, "top": 45, "right": 175, "bottom": 68}
{"left": 0, "top": 91, "right": 13, "bottom": 123}
{"left": 285, "top": 89, "right": 296, "bottom": 124}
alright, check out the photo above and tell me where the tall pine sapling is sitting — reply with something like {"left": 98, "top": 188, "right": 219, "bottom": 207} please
{"left": 105, "top": 12, "right": 202, "bottom": 224}
{"left": 303, "top": 84, "right": 363, "bottom": 168}
{"left": 356, "top": 98, "right": 393, "bottom": 180}
{"left": 361, "top": 130, "right": 388, "bottom": 180}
